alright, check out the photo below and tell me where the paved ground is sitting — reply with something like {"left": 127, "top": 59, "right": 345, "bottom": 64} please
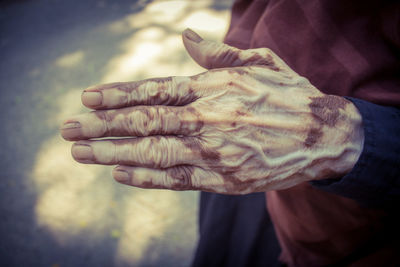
{"left": 0, "top": 1, "right": 233, "bottom": 266}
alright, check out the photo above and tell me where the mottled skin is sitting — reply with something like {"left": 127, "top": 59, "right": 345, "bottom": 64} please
{"left": 60, "top": 29, "right": 364, "bottom": 194}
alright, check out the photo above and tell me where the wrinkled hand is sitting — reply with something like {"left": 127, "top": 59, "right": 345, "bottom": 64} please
{"left": 60, "top": 29, "right": 364, "bottom": 194}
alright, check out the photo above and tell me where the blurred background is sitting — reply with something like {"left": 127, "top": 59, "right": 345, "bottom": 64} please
{"left": 0, "top": 0, "right": 233, "bottom": 266}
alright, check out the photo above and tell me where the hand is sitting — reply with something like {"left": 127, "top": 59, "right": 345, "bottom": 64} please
{"left": 60, "top": 29, "right": 364, "bottom": 194}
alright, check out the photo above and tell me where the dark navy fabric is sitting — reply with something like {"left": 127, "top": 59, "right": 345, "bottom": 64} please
{"left": 311, "top": 97, "right": 400, "bottom": 209}
{"left": 192, "top": 192, "right": 281, "bottom": 267}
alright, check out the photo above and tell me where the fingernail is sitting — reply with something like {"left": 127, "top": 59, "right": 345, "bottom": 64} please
{"left": 72, "top": 143, "right": 94, "bottom": 161}
{"left": 60, "top": 121, "right": 82, "bottom": 140}
{"left": 61, "top": 121, "right": 81, "bottom": 130}
{"left": 184, "top": 28, "right": 203, "bottom": 43}
{"left": 113, "top": 168, "right": 129, "bottom": 183}
{"left": 82, "top": 91, "right": 102, "bottom": 106}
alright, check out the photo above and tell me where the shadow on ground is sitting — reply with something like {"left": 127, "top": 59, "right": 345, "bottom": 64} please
{"left": 0, "top": 0, "right": 233, "bottom": 266}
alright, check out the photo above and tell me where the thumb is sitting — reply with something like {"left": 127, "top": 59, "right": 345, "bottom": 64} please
{"left": 182, "top": 28, "right": 279, "bottom": 71}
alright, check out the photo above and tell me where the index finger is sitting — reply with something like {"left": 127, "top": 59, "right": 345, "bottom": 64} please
{"left": 82, "top": 76, "right": 199, "bottom": 110}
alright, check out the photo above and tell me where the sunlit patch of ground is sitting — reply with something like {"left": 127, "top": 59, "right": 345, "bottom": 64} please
{"left": 31, "top": 0, "right": 232, "bottom": 265}
{"left": 102, "top": 1, "right": 229, "bottom": 83}
{"left": 55, "top": 50, "right": 85, "bottom": 68}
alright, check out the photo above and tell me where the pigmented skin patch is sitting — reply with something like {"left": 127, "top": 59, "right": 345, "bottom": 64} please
{"left": 182, "top": 138, "right": 221, "bottom": 164}
{"left": 305, "top": 95, "right": 349, "bottom": 148}
{"left": 140, "top": 181, "right": 167, "bottom": 190}
{"left": 117, "top": 77, "right": 173, "bottom": 93}
{"left": 235, "top": 110, "right": 248, "bottom": 116}
{"left": 207, "top": 48, "right": 279, "bottom": 71}
{"left": 225, "top": 175, "right": 259, "bottom": 192}
{"left": 181, "top": 137, "right": 252, "bottom": 190}
{"left": 243, "top": 53, "right": 280, "bottom": 71}
{"left": 180, "top": 136, "right": 256, "bottom": 192}
{"left": 309, "top": 95, "right": 348, "bottom": 127}
{"left": 304, "top": 128, "right": 323, "bottom": 148}
{"left": 205, "top": 67, "right": 249, "bottom": 76}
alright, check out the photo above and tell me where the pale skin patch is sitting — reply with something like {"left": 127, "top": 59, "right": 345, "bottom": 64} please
{"left": 61, "top": 30, "right": 364, "bottom": 194}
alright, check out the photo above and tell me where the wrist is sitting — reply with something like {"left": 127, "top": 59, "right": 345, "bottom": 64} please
{"left": 307, "top": 96, "right": 365, "bottom": 181}
{"left": 336, "top": 99, "right": 364, "bottom": 174}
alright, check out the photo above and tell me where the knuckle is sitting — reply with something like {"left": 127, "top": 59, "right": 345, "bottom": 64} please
{"left": 146, "top": 136, "right": 170, "bottom": 168}
{"left": 259, "top": 47, "right": 272, "bottom": 54}
{"left": 126, "top": 112, "right": 137, "bottom": 135}
{"left": 161, "top": 171, "right": 172, "bottom": 188}
{"left": 131, "top": 107, "right": 158, "bottom": 136}
{"left": 166, "top": 166, "right": 194, "bottom": 190}
{"left": 159, "top": 137, "right": 177, "bottom": 167}
{"left": 181, "top": 106, "right": 204, "bottom": 135}
{"left": 132, "top": 136, "right": 171, "bottom": 168}
{"left": 110, "top": 141, "right": 119, "bottom": 164}
{"left": 147, "top": 138, "right": 163, "bottom": 167}
{"left": 95, "top": 110, "right": 111, "bottom": 135}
